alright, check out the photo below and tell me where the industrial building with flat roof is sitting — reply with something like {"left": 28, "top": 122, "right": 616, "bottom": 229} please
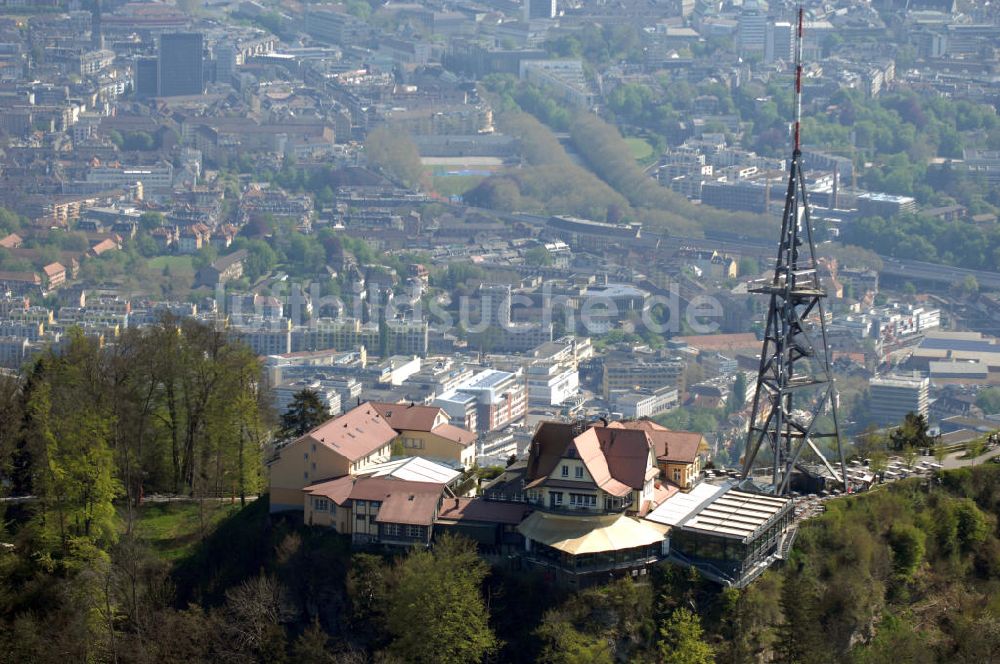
{"left": 645, "top": 482, "right": 794, "bottom": 587}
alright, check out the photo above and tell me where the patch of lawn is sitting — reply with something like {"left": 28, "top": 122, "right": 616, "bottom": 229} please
{"left": 147, "top": 255, "right": 195, "bottom": 276}
{"left": 624, "top": 137, "right": 654, "bottom": 162}
{"left": 432, "top": 175, "right": 485, "bottom": 198}
{"left": 131, "top": 500, "right": 241, "bottom": 561}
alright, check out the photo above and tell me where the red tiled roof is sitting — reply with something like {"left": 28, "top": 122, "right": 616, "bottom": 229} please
{"left": 0, "top": 270, "right": 40, "bottom": 285}
{"left": 436, "top": 497, "right": 533, "bottom": 525}
{"left": 593, "top": 427, "right": 655, "bottom": 489}
{"left": 524, "top": 421, "right": 649, "bottom": 497}
{"left": 608, "top": 419, "right": 669, "bottom": 432}
{"left": 42, "top": 262, "right": 65, "bottom": 278}
{"left": 650, "top": 430, "right": 706, "bottom": 464}
{"left": 90, "top": 238, "right": 119, "bottom": 255}
{"left": 675, "top": 333, "right": 760, "bottom": 353}
{"left": 297, "top": 403, "right": 399, "bottom": 462}
{"left": 375, "top": 490, "right": 441, "bottom": 526}
{"left": 563, "top": 427, "right": 631, "bottom": 497}
{"left": 430, "top": 423, "right": 476, "bottom": 447}
{"left": 305, "top": 475, "right": 445, "bottom": 528}
{"left": 371, "top": 401, "right": 446, "bottom": 432}
{"left": 304, "top": 475, "right": 354, "bottom": 505}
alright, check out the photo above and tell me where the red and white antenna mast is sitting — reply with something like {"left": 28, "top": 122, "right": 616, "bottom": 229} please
{"left": 793, "top": 6, "right": 804, "bottom": 153}
{"left": 740, "top": 5, "right": 848, "bottom": 496}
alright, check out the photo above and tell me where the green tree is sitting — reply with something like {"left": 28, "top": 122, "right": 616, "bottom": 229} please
{"left": 139, "top": 211, "right": 165, "bottom": 231}
{"left": 888, "top": 523, "right": 925, "bottom": 577}
{"left": 25, "top": 339, "right": 123, "bottom": 552}
{"left": 658, "top": 607, "right": 714, "bottom": 664}
{"left": 280, "top": 389, "right": 331, "bottom": 438}
{"left": 365, "top": 125, "right": 427, "bottom": 190}
{"left": 976, "top": 387, "right": 1000, "bottom": 415}
{"left": 243, "top": 241, "right": 277, "bottom": 282}
{"left": 888, "top": 412, "right": 932, "bottom": 451}
{"left": 291, "top": 619, "right": 336, "bottom": 663}
{"left": 386, "top": 535, "right": 497, "bottom": 664}
{"left": 955, "top": 498, "right": 989, "bottom": 550}
{"left": 524, "top": 245, "right": 553, "bottom": 267}
{"left": 731, "top": 373, "right": 747, "bottom": 412}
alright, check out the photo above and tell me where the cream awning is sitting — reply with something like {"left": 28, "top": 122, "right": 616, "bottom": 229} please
{"left": 517, "top": 511, "right": 669, "bottom": 555}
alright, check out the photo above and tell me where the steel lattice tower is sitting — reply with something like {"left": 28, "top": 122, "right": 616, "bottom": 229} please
{"left": 739, "top": 8, "right": 848, "bottom": 495}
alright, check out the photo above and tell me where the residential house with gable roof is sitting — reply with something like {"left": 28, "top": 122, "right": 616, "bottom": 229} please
{"left": 371, "top": 401, "right": 478, "bottom": 469}
{"left": 268, "top": 402, "right": 398, "bottom": 512}
{"left": 502, "top": 420, "right": 676, "bottom": 587}
{"left": 303, "top": 476, "right": 445, "bottom": 546}
{"left": 608, "top": 420, "right": 708, "bottom": 490}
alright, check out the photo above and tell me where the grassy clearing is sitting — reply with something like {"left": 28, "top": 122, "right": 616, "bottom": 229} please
{"left": 624, "top": 136, "right": 654, "bottom": 162}
{"left": 147, "top": 255, "right": 195, "bottom": 276}
{"left": 130, "top": 500, "right": 242, "bottom": 561}
{"left": 431, "top": 174, "right": 485, "bottom": 198}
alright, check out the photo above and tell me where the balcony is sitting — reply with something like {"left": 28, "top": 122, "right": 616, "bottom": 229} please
{"left": 526, "top": 497, "right": 633, "bottom": 515}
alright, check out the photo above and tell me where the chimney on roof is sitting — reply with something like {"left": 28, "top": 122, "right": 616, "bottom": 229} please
{"left": 409, "top": 402, "right": 415, "bottom": 408}
{"left": 599, "top": 417, "right": 608, "bottom": 427}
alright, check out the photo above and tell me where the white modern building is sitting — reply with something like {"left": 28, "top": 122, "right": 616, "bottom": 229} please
{"left": 433, "top": 368, "right": 527, "bottom": 433}
{"left": 274, "top": 378, "right": 344, "bottom": 418}
{"left": 611, "top": 387, "right": 679, "bottom": 420}
{"left": 868, "top": 372, "right": 929, "bottom": 427}
{"left": 526, "top": 362, "right": 580, "bottom": 406}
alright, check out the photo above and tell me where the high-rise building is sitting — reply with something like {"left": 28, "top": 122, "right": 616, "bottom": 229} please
{"left": 868, "top": 374, "right": 930, "bottom": 427}
{"left": 135, "top": 56, "right": 158, "bottom": 97}
{"left": 158, "top": 32, "right": 204, "bottom": 97}
{"left": 765, "top": 21, "right": 793, "bottom": 64}
{"left": 524, "top": 0, "right": 556, "bottom": 21}
{"left": 738, "top": 3, "right": 767, "bottom": 55}
{"left": 91, "top": 0, "right": 104, "bottom": 50}
{"left": 215, "top": 43, "right": 237, "bottom": 86}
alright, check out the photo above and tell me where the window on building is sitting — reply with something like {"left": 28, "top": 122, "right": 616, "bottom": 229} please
{"left": 673, "top": 469, "right": 681, "bottom": 483}
{"left": 569, "top": 493, "right": 597, "bottom": 508}
{"left": 561, "top": 465, "right": 569, "bottom": 477}
{"left": 550, "top": 491, "right": 563, "bottom": 506}
{"left": 311, "top": 462, "right": 316, "bottom": 471}
{"left": 407, "top": 525, "right": 423, "bottom": 538}
{"left": 575, "top": 466, "right": 584, "bottom": 479}
{"left": 303, "top": 471, "right": 309, "bottom": 480}
{"left": 383, "top": 523, "right": 400, "bottom": 537}
{"left": 314, "top": 498, "right": 328, "bottom": 511}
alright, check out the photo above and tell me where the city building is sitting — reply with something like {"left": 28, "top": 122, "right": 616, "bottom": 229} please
{"left": 602, "top": 354, "right": 685, "bottom": 400}
{"left": 433, "top": 369, "right": 527, "bottom": 433}
{"left": 868, "top": 373, "right": 930, "bottom": 427}
{"left": 158, "top": 33, "right": 204, "bottom": 97}
{"left": 524, "top": 0, "right": 556, "bottom": 20}
{"left": 765, "top": 21, "right": 793, "bottom": 64}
